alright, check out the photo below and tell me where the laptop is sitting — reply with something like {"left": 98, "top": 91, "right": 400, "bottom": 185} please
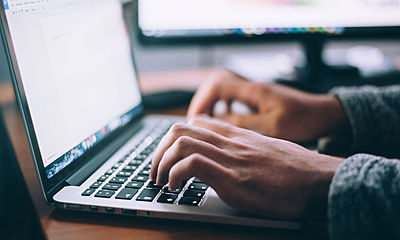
{"left": 0, "top": 0, "right": 301, "bottom": 229}
{"left": 0, "top": 110, "right": 47, "bottom": 240}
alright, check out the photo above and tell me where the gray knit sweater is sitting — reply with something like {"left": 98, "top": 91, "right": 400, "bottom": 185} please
{"left": 328, "top": 86, "right": 400, "bottom": 240}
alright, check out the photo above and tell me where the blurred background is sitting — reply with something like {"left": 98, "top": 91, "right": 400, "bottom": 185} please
{"left": 1, "top": 1, "right": 400, "bottom": 85}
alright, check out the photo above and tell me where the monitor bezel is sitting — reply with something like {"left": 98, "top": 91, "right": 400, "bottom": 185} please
{"left": 0, "top": 1, "right": 145, "bottom": 202}
{"left": 135, "top": 0, "right": 400, "bottom": 46}
{"left": 138, "top": 26, "right": 400, "bottom": 46}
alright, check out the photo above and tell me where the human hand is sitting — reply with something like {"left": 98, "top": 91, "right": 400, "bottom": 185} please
{"left": 150, "top": 116, "right": 343, "bottom": 220}
{"left": 188, "top": 68, "right": 349, "bottom": 142}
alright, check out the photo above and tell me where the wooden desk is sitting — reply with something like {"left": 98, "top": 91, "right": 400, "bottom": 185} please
{"left": 0, "top": 69, "right": 318, "bottom": 240}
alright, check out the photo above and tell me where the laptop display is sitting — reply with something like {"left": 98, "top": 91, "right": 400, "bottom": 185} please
{"left": 2, "top": 0, "right": 143, "bottom": 179}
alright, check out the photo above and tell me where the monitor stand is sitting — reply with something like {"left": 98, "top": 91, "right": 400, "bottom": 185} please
{"left": 276, "top": 37, "right": 400, "bottom": 93}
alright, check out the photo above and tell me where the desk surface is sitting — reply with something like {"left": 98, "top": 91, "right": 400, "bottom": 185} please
{"left": 0, "top": 69, "right": 318, "bottom": 240}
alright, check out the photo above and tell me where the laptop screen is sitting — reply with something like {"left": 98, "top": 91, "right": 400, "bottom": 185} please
{"left": 3, "top": 0, "right": 142, "bottom": 179}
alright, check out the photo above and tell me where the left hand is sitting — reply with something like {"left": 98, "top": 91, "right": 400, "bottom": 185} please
{"left": 150, "top": 116, "right": 343, "bottom": 220}
{"left": 187, "top": 68, "right": 349, "bottom": 142}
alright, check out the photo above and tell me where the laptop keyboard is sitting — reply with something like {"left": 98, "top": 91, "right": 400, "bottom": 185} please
{"left": 81, "top": 120, "right": 209, "bottom": 207}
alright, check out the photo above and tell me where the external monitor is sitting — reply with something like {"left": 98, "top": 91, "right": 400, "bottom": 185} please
{"left": 137, "top": 0, "right": 400, "bottom": 91}
{"left": 138, "top": 0, "right": 400, "bottom": 43}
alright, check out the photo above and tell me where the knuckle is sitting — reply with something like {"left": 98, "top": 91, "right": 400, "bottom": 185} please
{"left": 175, "top": 136, "right": 192, "bottom": 151}
{"left": 253, "top": 82, "right": 268, "bottom": 96}
{"left": 170, "top": 122, "right": 187, "bottom": 135}
{"left": 231, "top": 140, "right": 252, "bottom": 152}
{"left": 205, "top": 77, "right": 221, "bottom": 90}
{"left": 186, "top": 153, "right": 204, "bottom": 169}
{"left": 235, "top": 171, "right": 253, "bottom": 187}
{"left": 209, "top": 68, "right": 231, "bottom": 84}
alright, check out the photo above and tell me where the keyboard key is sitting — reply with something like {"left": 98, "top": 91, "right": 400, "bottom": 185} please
{"left": 132, "top": 159, "right": 144, "bottom": 164}
{"left": 148, "top": 144, "right": 156, "bottom": 149}
{"left": 111, "top": 163, "right": 121, "bottom": 169}
{"left": 184, "top": 189, "right": 206, "bottom": 198}
{"left": 129, "top": 160, "right": 142, "bottom": 166}
{"left": 192, "top": 177, "right": 204, "bottom": 183}
{"left": 90, "top": 182, "right": 102, "bottom": 189}
{"left": 118, "top": 159, "right": 125, "bottom": 164}
{"left": 188, "top": 183, "right": 208, "bottom": 191}
{"left": 144, "top": 164, "right": 152, "bottom": 170}
{"left": 132, "top": 175, "right": 148, "bottom": 182}
{"left": 116, "top": 188, "right": 139, "bottom": 200}
{"left": 116, "top": 171, "right": 133, "bottom": 177}
{"left": 123, "top": 165, "right": 137, "bottom": 172}
{"left": 126, "top": 181, "right": 144, "bottom": 189}
{"left": 106, "top": 169, "right": 115, "bottom": 175}
{"left": 82, "top": 188, "right": 96, "bottom": 196}
{"left": 134, "top": 155, "right": 146, "bottom": 161}
{"left": 138, "top": 169, "right": 150, "bottom": 176}
{"left": 109, "top": 177, "right": 128, "bottom": 184}
{"left": 146, "top": 181, "right": 163, "bottom": 190}
{"left": 148, "top": 143, "right": 158, "bottom": 150}
{"left": 178, "top": 196, "right": 202, "bottom": 206}
{"left": 97, "top": 175, "right": 108, "bottom": 182}
{"left": 95, "top": 190, "right": 115, "bottom": 198}
{"left": 102, "top": 183, "right": 122, "bottom": 191}
{"left": 157, "top": 193, "right": 178, "bottom": 204}
{"left": 162, "top": 187, "right": 182, "bottom": 194}
{"left": 136, "top": 189, "right": 160, "bottom": 202}
{"left": 141, "top": 149, "right": 152, "bottom": 156}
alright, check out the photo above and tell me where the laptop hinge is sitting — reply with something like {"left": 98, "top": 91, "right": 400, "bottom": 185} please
{"left": 65, "top": 120, "right": 144, "bottom": 186}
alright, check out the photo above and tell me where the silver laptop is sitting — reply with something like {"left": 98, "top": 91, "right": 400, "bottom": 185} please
{"left": 0, "top": 0, "right": 301, "bottom": 229}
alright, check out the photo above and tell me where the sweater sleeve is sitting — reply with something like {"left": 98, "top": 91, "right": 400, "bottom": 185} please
{"left": 328, "top": 154, "right": 400, "bottom": 240}
{"left": 331, "top": 85, "right": 400, "bottom": 155}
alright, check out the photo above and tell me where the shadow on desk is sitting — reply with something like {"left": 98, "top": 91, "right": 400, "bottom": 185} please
{"left": 49, "top": 209, "right": 325, "bottom": 240}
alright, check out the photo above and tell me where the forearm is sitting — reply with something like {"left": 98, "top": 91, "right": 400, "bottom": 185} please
{"left": 331, "top": 85, "right": 400, "bottom": 155}
{"left": 328, "top": 154, "right": 400, "bottom": 240}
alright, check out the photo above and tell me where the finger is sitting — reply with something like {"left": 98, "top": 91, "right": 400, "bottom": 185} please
{"left": 187, "top": 80, "right": 220, "bottom": 117}
{"left": 217, "top": 114, "right": 267, "bottom": 134}
{"left": 225, "top": 99, "right": 233, "bottom": 114}
{"left": 187, "top": 79, "right": 258, "bottom": 118}
{"left": 188, "top": 115, "right": 241, "bottom": 138}
{"left": 156, "top": 136, "right": 231, "bottom": 185}
{"left": 150, "top": 122, "right": 229, "bottom": 181}
{"left": 168, "top": 153, "right": 234, "bottom": 192}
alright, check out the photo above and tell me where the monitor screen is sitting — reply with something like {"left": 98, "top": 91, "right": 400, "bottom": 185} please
{"left": 138, "top": 0, "right": 400, "bottom": 39}
{"left": 3, "top": 0, "right": 142, "bottom": 179}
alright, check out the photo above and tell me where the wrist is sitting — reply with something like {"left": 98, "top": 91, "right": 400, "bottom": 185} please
{"left": 313, "top": 95, "right": 350, "bottom": 137}
{"left": 305, "top": 154, "right": 343, "bottom": 219}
